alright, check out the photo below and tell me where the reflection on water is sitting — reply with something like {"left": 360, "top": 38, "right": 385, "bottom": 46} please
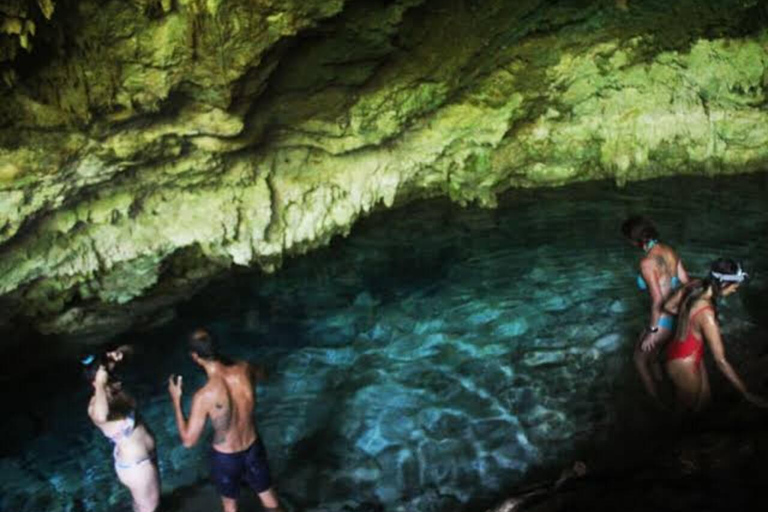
{"left": 2, "top": 173, "right": 767, "bottom": 512}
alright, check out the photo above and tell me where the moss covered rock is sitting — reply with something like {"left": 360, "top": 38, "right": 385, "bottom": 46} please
{"left": 1, "top": 0, "right": 767, "bottom": 341}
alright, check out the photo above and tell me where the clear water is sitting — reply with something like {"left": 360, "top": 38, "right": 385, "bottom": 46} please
{"left": 2, "top": 173, "right": 768, "bottom": 512}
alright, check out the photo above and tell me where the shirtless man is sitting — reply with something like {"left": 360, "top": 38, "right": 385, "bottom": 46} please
{"left": 168, "top": 328, "right": 282, "bottom": 512}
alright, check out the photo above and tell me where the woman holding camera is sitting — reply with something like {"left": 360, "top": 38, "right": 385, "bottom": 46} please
{"left": 86, "top": 347, "right": 160, "bottom": 512}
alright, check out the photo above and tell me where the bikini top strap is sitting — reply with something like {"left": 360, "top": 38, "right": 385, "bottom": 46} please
{"left": 123, "top": 411, "right": 136, "bottom": 437}
{"left": 690, "top": 305, "right": 714, "bottom": 321}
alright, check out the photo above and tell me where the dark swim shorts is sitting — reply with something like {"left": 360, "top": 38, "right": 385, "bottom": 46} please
{"left": 210, "top": 438, "right": 273, "bottom": 498}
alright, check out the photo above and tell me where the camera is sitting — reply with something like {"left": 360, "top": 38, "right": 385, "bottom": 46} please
{"left": 80, "top": 344, "right": 134, "bottom": 384}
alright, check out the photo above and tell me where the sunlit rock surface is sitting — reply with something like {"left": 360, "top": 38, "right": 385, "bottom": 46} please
{"left": 1, "top": 0, "right": 768, "bottom": 341}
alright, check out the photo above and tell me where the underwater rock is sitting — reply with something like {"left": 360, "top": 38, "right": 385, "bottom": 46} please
{"left": 495, "top": 319, "right": 530, "bottom": 338}
{"left": 521, "top": 350, "right": 566, "bottom": 368}
{"left": 593, "top": 333, "right": 623, "bottom": 352}
{"left": 609, "top": 300, "right": 629, "bottom": 314}
{"left": 467, "top": 307, "right": 504, "bottom": 326}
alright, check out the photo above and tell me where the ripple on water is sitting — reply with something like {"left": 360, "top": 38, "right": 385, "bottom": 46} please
{"left": 5, "top": 173, "right": 768, "bottom": 512}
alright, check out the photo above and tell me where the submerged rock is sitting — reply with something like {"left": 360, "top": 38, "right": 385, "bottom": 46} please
{"left": 593, "top": 333, "right": 623, "bottom": 352}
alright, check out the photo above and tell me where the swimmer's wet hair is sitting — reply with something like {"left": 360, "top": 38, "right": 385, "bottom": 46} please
{"left": 709, "top": 258, "right": 747, "bottom": 285}
{"left": 677, "top": 258, "right": 745, "bottom": 336}
{"left": 189, "top": 328, "right": 220, "bottom": 360}
{"left": 621, "top": 216, "right": 659, "bottom": 245}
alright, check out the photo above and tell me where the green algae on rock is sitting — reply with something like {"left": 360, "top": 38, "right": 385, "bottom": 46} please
{"left": 1, "top": 0, "right": 768, "bottom": 342}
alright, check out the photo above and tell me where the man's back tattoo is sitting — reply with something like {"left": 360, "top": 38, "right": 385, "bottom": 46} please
{"left": 211, "top": 403, "right": 232, "bottom": 445}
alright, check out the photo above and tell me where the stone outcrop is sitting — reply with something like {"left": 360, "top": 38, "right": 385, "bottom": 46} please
{"left": 1, "top": 0, "right": 768, "bottom": 343}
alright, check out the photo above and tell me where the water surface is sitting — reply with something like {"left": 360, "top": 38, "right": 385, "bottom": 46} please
{"left": 2, "top": 173, "right": 767, "bottom": 512}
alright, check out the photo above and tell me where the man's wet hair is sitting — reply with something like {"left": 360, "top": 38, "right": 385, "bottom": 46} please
{"left": 189, "top": 328, "right": 235, "bottom": 365}
{"left": 621, "top": 216, "right": 659, "bottom": 246}
{"left": 189, "top": 328, "right": 218, "bottom": 360}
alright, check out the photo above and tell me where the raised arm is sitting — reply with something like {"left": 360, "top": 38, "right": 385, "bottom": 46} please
{"left": 701, "top": 312, "right": 768, "bottom": 407}
{"left": 663, "top": 279, "right": 701, "bottom": 315}
{"left": 676, "top": 259, "right": 690, "bottom": 285}
{"left": 88, "top": 366, "right": 110, "bottom": 424}
{"left": 168, "top": 375, "right": 211, "bottom": 448}
{"left": 662, "top": 286, "right": 686, "bottom": 316}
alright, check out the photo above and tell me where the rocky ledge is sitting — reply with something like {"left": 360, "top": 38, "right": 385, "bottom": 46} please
{"left": 1, "top": 0, "right": 768, "bottom": 347}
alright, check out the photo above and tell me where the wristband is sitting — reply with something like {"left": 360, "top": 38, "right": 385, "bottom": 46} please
{"left": 649, "top": 326, "right": 659, "bottom": 333}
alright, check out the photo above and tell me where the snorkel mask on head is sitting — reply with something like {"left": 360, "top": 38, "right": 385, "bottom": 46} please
{"left": 710, "top": 263, "right": 749, "bottom": 284}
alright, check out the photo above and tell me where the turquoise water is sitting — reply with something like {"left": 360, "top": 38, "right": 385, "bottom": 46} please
{"left": 2, "top": 173, "right": 767, "bottom": 512}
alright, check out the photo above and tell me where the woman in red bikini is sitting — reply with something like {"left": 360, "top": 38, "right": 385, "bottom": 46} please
{"left": 664, "top": 258, "right": 768, "bottom": 411}
{"left": 622, "top": 216, "right": 689, "bottom": 405}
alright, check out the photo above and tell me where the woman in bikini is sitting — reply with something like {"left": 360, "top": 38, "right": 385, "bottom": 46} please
{"left": 622, "top": 216, "right": 689, "bottom": 405}
{"left": 86, "top": 347, "right": 160, "bottom": 512}
{"left": 664, "top": 258, "right": 768, "bottom": 411}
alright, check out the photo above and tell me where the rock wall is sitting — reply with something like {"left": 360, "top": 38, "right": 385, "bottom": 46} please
{"left": 1, "top": 0, "right": 767, "bottom": 343}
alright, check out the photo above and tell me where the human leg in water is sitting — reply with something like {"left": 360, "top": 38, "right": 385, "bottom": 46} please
{"left": 634, "top": 332, "right": 664, "bottom": 406}
{"left": 666, "top": 357, "right": 703, "bottom": 412}
{"left": 115, "top": 459, "right": 160, "bottom": 512}
{"left": 694, "top": 362, "right": 711, "bottom": 412}
{"left": 635, "top": 324, "right": 675, "bottom": 407}
{"left": 220, "top": 490, "right": 283, "bottom": 512}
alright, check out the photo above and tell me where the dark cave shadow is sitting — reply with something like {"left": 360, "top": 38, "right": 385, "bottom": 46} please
{"left": 458, "top": 317, "right": 768, "bottom": 512}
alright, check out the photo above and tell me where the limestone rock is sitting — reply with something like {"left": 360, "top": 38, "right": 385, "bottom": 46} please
{"left": 1, "top": 0, "right": 768, "bottom": 343}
